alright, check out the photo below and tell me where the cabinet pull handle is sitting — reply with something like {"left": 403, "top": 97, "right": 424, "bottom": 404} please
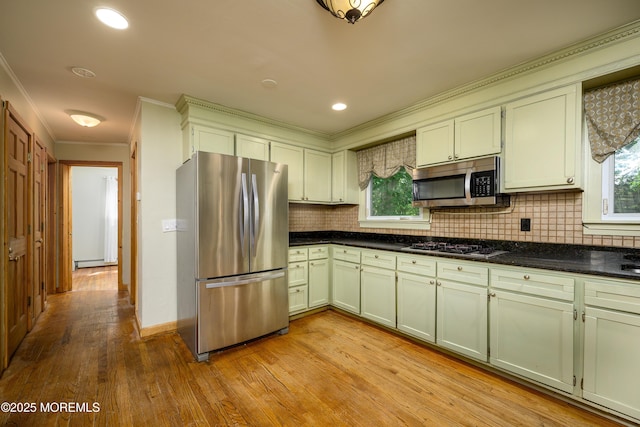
{"left": 457, "top": 266, "right": 463, "bottom": 271}
{"left": 524, "top": 274, "right": 530, "bottom": 280}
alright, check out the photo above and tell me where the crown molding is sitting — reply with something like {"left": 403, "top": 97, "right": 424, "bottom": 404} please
{"left": 176, "top": 94, "right": 331, "bottom": 141}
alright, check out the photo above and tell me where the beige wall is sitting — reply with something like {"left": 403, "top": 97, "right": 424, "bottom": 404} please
{"left": 289, "top": 192, "right": 640, "bottom": 248}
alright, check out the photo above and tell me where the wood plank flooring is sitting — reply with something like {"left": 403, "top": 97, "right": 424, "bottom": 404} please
{"left": 72, "top": 266, "right": 118, "bottom": 291}
{"left": 0, "top": 288, "right": 628, "bottom": 426}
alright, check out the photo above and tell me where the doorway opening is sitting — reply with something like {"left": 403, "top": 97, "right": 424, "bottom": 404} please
{"left": 58, "top": 161, "right": 123, "bottom": 293}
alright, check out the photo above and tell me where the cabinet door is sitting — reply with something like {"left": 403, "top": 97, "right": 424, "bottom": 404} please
{"left": 361, "top": 265, "right": 396, "bottom": 328}
{"left": 583, "top": 307, "right": 640, "bottom": 420}
{"left": 331, "top": 150, "right": 359, "bottom": 204}
{"left": 455, "top": 107, "right": 501, "bottom": 160}
{"left": 308, "top": 258, "right": 330, "bottom": 308}
{"left": 332, "top": 260, "right": 361, "bottom": 314}
{"left": 397, "top": 272, "right": 436, "bottom": 342}
{"left": 304, "top": 149, "right": 332, "bottom": 202}
{"left": 236, "top": 134, "right": 269, "bottom": 160}
{"left": 436, "top": 280, "right": 488, "bottom": 361}
{"left": 416, "top": 120, "right": 455, "bottom": 166}
{"left": 489, "top": 290, "right": 574, "bottom": 393}
{"left": 271, "top": 142, "right": 304, "bottom": 201}
{"left": 289, "top": 285, "right": 308, "bottom": 314}
{"left": 288, "top": 261, "right": 308, "bottom": 287}
{"left": 504, "top": 84, "right": 580, "bottom": 192}
{"left": 183, "top": 125, "right": 235, "bottom": 161}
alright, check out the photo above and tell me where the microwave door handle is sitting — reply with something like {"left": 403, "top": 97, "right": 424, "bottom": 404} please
{"left": 464, "top": 169, "right": 472, "bottom": 203}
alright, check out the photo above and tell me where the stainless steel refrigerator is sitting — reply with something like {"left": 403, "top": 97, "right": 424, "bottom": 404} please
{"left": 176, "top": 151, "right": 289, "bottom": 361}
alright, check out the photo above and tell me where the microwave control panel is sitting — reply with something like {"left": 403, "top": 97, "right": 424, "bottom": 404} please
{"left": 470, "top": 171, "right": 495, "bottom": 197}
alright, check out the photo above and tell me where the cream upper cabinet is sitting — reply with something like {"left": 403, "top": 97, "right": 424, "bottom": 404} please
{"left": 331, "top": 150, "right": 359, "bottom": 204}
{"left": 304, "top": 149, "right": 332, "bottom": 202}
{"left": 270, "top": 142, "right": 304, "bottom": 201}
{"left": 416, "top": 106, "right": 501, "bottom": 167}
{"left": 236, "top": 134, "right": 269, "bottom": 161}
{"left": 182, "top": 124, "right": 235, "bottom": 161}
{"left": 503, "top": 84, "right": 582, "bottom": 192}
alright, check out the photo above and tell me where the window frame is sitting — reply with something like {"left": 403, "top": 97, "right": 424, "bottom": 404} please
{"left": 358, "top": 172, "right": 430, "bottom": 230}
{"left": 600, "top": 142, "right": 640, "bottom": 221}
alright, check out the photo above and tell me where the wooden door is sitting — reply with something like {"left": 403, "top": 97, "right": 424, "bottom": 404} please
{"left": 32, "top": 136, "right": 46, "bottom": 320}
{"left": 46, "top": 158, "right": 57, "bottom": 295}
{"left": 58, "top": 163, "right": 72, "bottom": 292}
{"left": 4, "top": 102, "right": 31, "bottom": 358}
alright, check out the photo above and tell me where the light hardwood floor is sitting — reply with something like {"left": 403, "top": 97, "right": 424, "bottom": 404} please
{"left": 72, "top": 266, "right": 118, "bottom": 291}
{"left": 0, "top": 288, "right": 627, "bottom": 426}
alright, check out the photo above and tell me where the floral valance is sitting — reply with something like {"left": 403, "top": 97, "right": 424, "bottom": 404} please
{"left": 356, "top": 135, "right": 416, "bottom": 190}
{"left": 584, "top": 78, "right": 640, "bottom": 163}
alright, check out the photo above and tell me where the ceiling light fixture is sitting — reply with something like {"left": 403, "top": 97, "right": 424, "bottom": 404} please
{"left": 332, "top": 103, "right": 347, "bottom": 111}
{"left": 68, "top": 111, "right": 103, "bottom": 127}
{"left": 71, "top": 67, "right": 96, "bottom": 78}
{"left": 315, "top": 0, "right": 384, "bottom": 24}
{"left": 95, "top": 7, "right": 129, "bottom": 30}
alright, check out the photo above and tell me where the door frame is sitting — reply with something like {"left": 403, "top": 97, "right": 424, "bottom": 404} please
{"left": 58, "top": 160, "right": 124, "bottom": 291}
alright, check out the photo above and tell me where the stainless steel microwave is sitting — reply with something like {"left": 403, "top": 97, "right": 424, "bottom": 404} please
{"left": 412, "top": 156, "right": 510, "bottom": 208}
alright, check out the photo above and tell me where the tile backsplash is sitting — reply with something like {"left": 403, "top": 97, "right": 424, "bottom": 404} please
{"left": 289, "top": 191, "right": 639, "bottom": 248}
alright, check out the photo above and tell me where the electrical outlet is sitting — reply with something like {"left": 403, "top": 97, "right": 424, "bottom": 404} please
{"left": 520, "top": 218, "right": 531, "bottom": 232}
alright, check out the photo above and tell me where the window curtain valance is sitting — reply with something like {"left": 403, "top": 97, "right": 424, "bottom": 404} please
{"left": 357, "top": 135, "right": 416, "bottom": 190}
{"left": 584, "top": 78, "right": 640, "bottom": 163}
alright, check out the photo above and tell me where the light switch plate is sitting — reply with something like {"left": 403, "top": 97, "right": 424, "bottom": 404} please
{"left": 162, "top": 219, "right": 178, "bottom": 232}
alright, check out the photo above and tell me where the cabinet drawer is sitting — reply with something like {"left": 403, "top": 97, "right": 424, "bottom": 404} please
{"left": 308, "top": 246, "right": 328, "bottom": 260}
{"left": 491, "top": 268, "right": 574, "bottom": 301}
{"left": 289, "top": 285, "right": 308, "bottom": 313}
{"left": 288, "top": 248, "right": 308, "bottom": 263}
{"left": 397, "top": 254, "right": 436, "bottom": 276}
{"left": 332, "top": 246, "right": 361, "bottom": 264}
{"left": 585, "top": 279, "right": 640, "bottom": 315}
{"left": 361, "top": 250, "right": 396, "bottom": 270}
{"left": 288, "top": 261, "right": 308, "bottom": 287}
{"left": 438, "top": 260, "right": 488, "bottom": 286}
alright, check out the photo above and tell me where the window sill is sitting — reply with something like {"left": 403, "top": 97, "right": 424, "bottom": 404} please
{"left": 358, "top": 219, "right": 431, "bottom": 230}
{"left": 582, "top": 222, "right": 640, "bottom": 236}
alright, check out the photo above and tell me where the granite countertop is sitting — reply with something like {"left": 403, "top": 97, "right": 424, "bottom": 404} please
{"left": 289, "top": 231, "right": 640, "bottom": 281}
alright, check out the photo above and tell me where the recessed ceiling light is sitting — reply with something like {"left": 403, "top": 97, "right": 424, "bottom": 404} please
{"left": 68, "top": 111, "right": 103, "bottom": 127}
{"left": 95, "top": 7, "right": 129, "bottom": 30}
{"left": 332, "top": 103, "right": 347, "bottom": 111}
{"left": 71, "top": 67, "right": 96, "bottom": 78}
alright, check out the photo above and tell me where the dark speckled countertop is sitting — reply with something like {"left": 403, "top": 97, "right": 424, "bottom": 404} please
{"left": 290, "top": 231, "right": 640, "bottom": 281}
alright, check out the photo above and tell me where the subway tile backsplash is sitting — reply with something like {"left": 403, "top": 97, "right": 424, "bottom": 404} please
{"left": 289, "top": 191, "right": 640, "bottom": 249}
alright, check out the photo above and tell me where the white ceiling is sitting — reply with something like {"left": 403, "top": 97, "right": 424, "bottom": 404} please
{"left": 1, "top": 1, "right": 640, "bottom": 145}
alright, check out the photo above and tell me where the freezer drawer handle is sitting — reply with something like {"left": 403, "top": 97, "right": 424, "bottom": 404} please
{"left": 205, "top": 271, "right": 286, "bottom": 289}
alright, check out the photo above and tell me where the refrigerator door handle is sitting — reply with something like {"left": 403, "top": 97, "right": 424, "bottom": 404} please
{"left": 204, "top": 271, "right": 285, "bottom": 289}
{"left": 251, "top": 173, "right": 259, "bottom": 255}
{"left": 241, "top": 173, "right": 249, "bottom": 253}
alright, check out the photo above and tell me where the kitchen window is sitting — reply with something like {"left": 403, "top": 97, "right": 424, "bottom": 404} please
{"left": 601, "top": 136, "right": 640, "bottom": 220}
{"left": 356, "top": 135, "right": 430, "bottom": 229}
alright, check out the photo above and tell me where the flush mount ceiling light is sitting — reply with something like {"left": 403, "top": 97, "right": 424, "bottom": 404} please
{"left": 332, "top": 103, "right": 347, "bottom": 111}
{"left": 68, "top": 111, "right": 103, "bottom": 127}
{"left": 315, "top": 0, "right": 384, "bottom": 24}
{"left": 95, "top": 7, "right": 129, "bottom": 30}
{"left": 71, "top": 66, "right": 96, "bottom": 78}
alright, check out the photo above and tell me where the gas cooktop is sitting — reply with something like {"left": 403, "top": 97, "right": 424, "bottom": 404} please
{"left": 401, "top": 241, "right": 508, "bottom": 259}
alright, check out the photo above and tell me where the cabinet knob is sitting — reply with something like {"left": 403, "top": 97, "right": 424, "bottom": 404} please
{"left": 374, "top": 255, "right": 379, "bottom": 259}
{"left": 411, "top": 260, "right": 417, "bottom": 264}
{"left": 457, "top": 266, "right": 463, "bottom": 271}
{"left": 448, "top": 155, "right": 453, "bottom": 160}
{"left": 489, "top": 292, "right": 496, "bottom": 297}
{"left": 567, "top": 177, "right": 574, "bottom": 184}
{"left": 343, "top": 250, "right": 347, "bottom": 253}
{"left": 355, "top": 265, "right": 359, "bottom": 269}
{"left": 429, "top": 280, "right": 435, "bottom": 285}
{"left": 436, "top": 281, "right": 441, "bottom": 286}
{"left": 524, "top": 274, "right": 530, "bottom": 280}
{"left": 310, "top": 262, "right": 314, "bottom": 266}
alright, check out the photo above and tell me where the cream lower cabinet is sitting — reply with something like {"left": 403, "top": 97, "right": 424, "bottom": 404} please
{"left": 360, "top": 250, "right": 397, "bottom": 328}
{"left": 308, "top": 246, "right": 330, "bottom": 308}
{"left": 583, "top": 279, "right": 640, "bottom": 421}
{"left": 489, "top": 267, "right": 575, "bottom": 393}
{"left": 436, "top": 261, "right": 488, "bottom": 361}
{"left": 288, "top": 248, "right": 308, "bottom": 314}
{"left": 396, "top": 254, "right": 437, "bottom": 343}
{"left": 331, "top": 247, "right": 361, "bottom": 314}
